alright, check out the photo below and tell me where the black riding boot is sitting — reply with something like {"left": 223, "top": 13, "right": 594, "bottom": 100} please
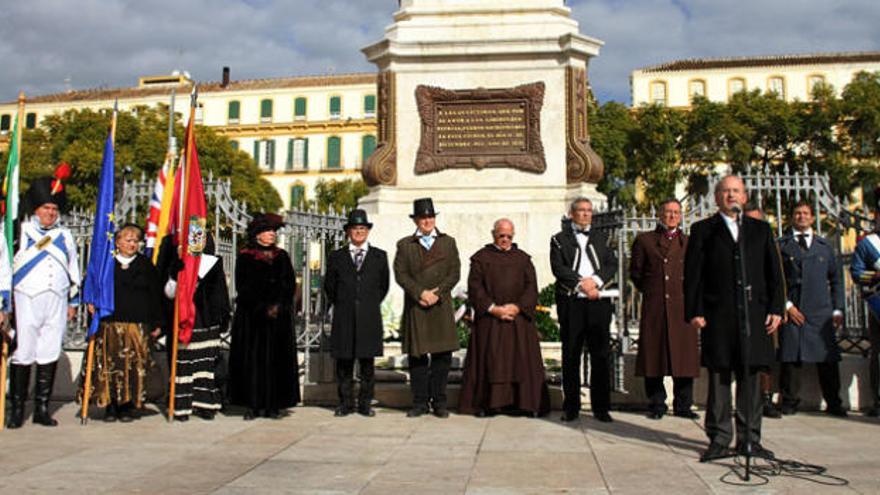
{"left": 6, "top": 364, "right": 30, "bottom": 429}
{"left": 32, "top": 362, "right": 58, "bottom": 427}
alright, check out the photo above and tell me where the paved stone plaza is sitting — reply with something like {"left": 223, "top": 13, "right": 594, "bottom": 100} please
{"left": 1, "top": 402, "right": 878, "bottom": 494}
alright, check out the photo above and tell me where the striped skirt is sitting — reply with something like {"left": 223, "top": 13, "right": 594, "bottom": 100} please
{"left": 174, "top": 325, "right": 222, "bottom": 417}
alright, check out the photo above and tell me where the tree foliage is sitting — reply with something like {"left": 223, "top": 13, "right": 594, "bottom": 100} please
{"left": 312, "top": 178, "right": 369, "bottom": 214}
{"left": 590, "top": 71, "right": 880, "bottom": 209}
{"left": 1, "top": 106, "right": 281, "bottom": 213}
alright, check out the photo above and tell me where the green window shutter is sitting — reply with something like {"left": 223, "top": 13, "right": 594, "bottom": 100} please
{"left": 329, "top": 96, "right": 341, "bottom": 115}
{"left": 268, "top": 139, "right": 275, "bottom": 171}
{"left": 327, "top": 136, "right": 341, "bottom": 169}
{"left": 364, "top": 95, "right": 376, "bottom": 114}
{"left": 294, "top": 97, "right": 307, "bottom": 117}
{"left": 253, "top": 140, "right": 260, "bottom": 164}
{"left": 290, "top": 185, "right": 305, "bottom": 210}
{"left": 0, "top": 114, "right": 9, "bottom": 131}
{"left": 260, "top": 99, "right": 273, "bottom": 119}
{"left": 287, "top": 138, "right": 294, "bottom": 170}
{"left": 25, "top": 112, "right": 36, "bottom": 129}
{"left": 228, "top": 101, "right": 240, "bottom": 121}
{"left": 230, "top": 140, "right": 239, "bottom": 151}
{"left": 303, "top": 137, "right": 309, "bottom": 169}
{"left": 362, "top": 135, "right": 377, "bottom": 164}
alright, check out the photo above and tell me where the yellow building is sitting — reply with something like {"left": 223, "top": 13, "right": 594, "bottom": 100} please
{"left": 631, "top": 51, "right": 880, "bottom": 108}
{"left": 0, "top": 69, "right": 378, "bottom": 210}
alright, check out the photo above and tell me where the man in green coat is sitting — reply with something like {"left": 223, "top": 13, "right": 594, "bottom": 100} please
{"left": 394, "top": 198, "right": 461, "bottom": 418}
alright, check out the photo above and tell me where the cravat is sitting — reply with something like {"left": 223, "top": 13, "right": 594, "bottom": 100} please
{"left": 797, "top": 233, "right": 808, "bottom": 251}
{"left": 420, "top": 234, "right": 434, "bottom": 250}
{"left": 353, "top": 248, "right": 365, "bottom": 270}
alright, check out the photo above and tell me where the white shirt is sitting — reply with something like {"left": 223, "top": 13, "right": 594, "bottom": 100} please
{"left": 721, "top": 212, "right": 739, "bottom": 242}
{"left": 793, "top": 228, "right": 813, "bottom": 250}
{"left": 572, "top": 223, "right": 603, "bottom": 297}
{"left": 349, "top": 242, "right": 369, "bottom": 264}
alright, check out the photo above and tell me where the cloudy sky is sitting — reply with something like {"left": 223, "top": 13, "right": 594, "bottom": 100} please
{"left": 1, "top": 0, "right": 878, "bottom": 104}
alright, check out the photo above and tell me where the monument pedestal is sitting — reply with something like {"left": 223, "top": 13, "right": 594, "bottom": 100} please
{"left": 361, "top": 0, "right": 605, "bottom": 301}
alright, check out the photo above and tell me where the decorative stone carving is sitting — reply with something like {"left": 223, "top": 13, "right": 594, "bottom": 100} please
{"left": 362, "top": 71, "right": 397, "bottom": 186}
{"left": 566, "top": 66, "right": 604, "bottom": 184}
{"left": 414, "top": 82, "right": 546, "bottom": 175}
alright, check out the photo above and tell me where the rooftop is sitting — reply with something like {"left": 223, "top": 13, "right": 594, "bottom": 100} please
{"left": 637, "top": 51, "right": 880, "bottom": 73}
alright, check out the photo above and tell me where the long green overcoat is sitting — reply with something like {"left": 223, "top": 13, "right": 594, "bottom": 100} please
{"left": 393, "top": 232, "right": 461, "bottom": 357}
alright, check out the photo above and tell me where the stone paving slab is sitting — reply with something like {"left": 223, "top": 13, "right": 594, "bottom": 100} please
{"left": 0, "top": 402, "right": 878, "bottom": 494}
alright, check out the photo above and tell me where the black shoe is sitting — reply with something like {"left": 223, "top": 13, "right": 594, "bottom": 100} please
{"left": 194, "top": 409, "right": 216, "bottom": 421}
{"left": 865, "top": 407, "right": 880, "bottom": 417}
{"left": 475, "top": 409, "right": 497, "bottom": 418}
{"left": 6, "top": 364, "right": 30, "bottom": 429}
{"left": 762, "top": 398, "right": 782, "bottom": 419}
{"left": 32, "top": 362, "right": 58, "bottom": 427}
{"left": 700, "top": 443, "right": 729, "bottom": 463}
{"left": 594, "top": 411, "right": 613, "bottom": 423}
{"left": 673, "top": 410, "right": 700, "bottom": 420}
{"left": 432, "top": 405, "right": 450, "bottom": 418}
{"left": 407, "top": 405, "right": 429, "bottom": 418}
{"left": 103, "top": 405, "right": 118, "bottom": 423}
{"left": 357, "top": 406, "right": 376, "bottom": 417}
{"left": 646, "top": 411, "right": 664, "bottom": 420}
{"left": 267, "top": 409, "right": 283, "bottom": 419}
{"left": 825, "top": 406, "right": 848, "bottom": 417}
{"left": 175, "top": 414, "right": 190, "bottom": 422}
{"left": 334, "top": 405, "right": 352, "bottom": 417}
{"left": 560, "top": 411, "right": 579, "bottom": 422}
{"left": 243, "top": 409, "right": 256, "bottom": 421}
{"left": 780, "top": 404, "right": 797, "bottom": 415}
{"left": 737, "top": 442, "right": 775, "bottom": 459}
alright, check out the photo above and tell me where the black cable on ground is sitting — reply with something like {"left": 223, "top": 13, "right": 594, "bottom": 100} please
{"left": 716, "top": 455, "right": 850, "bottom": 487}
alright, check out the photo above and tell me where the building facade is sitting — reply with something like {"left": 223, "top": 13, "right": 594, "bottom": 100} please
{"left": 631, "top": 51, "right": 880, "bottom": 108}
{"left": 0, "top": 70, "right": 378, "bottom": 210}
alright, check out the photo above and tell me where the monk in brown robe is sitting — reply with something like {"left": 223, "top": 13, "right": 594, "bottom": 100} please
{"left": 459, "top": 218, "right": 550, "bottom": 417}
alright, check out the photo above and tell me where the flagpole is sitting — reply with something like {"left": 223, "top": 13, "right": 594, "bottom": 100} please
{"left": 1, "top": 92, "right": 26, "bottom": 431}
{"left": 80, "top": 101, "right": 118, "bottom": 425}
{"left": 168, "top": 86, "right": 197, "bottom": 422}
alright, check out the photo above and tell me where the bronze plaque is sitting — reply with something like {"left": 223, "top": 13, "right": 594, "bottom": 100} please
{"left": 415, "top": 82, "right": 545, "bottom": 174}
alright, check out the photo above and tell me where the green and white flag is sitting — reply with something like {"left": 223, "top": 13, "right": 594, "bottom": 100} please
{"left": 3, "top": 114, "right": 19, "bottom": 262}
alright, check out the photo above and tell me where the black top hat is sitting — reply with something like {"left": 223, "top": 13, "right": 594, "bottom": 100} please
{"left": 246, "top": 213, "right": 285, "bottom": 239}
{"left": 25, "top": 177, "right": 68, "bottom": 213}
{"left": 410, "top": 198, "right": 437, "bottom": 219}
{"left": 344, "top": 209, "right": 373, "bottom": 230}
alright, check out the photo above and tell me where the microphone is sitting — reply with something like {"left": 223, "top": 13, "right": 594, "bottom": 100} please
{"left": 730, "top": 204, "right": 743, "bottom": 225}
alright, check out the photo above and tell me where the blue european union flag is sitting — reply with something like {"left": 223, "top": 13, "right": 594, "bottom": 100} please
{"left": 83, "top": 132, "right": 116, "bottom": 338}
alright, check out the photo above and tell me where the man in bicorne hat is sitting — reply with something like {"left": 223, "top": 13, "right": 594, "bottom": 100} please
{"left": 6, "top": 169, "right": 81, "bottom": 428}
{"left": 850, "top": 185, "right": 880, "bottom": 418}
{"left": 394, "top": 198, "right": 460, "bottom": 418}
{"left": 324, "top": 209, "right": 389, "bottom": 417}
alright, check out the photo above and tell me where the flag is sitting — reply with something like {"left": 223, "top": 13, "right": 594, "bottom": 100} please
{"left": 145, "top": 151, "right": 175, "bottom": 263}
{"left": 2, "top": 115, "right": 20, "bottom": 262}
{"left": 175, "top": 115, "right": 207, "bottom": 345}
{"left": 83, "top": 127, "right": 116, "bottom": 338}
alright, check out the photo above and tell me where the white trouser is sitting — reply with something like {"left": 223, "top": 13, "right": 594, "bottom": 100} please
{"left": 11, "top": 290, "right": 67, "bottom": 365}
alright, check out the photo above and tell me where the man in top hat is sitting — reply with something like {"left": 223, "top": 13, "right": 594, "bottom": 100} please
{"left": 850, "top": 185, "right": 880, "bottom": 418}
{"left": 394, "top": 198, "right": 460, "bottom": 418}
{"left": 324, "top": 209, "right": 389, "bottom": 417}
{"left": 7, "top": 171, "right": 81, "bottom": 428}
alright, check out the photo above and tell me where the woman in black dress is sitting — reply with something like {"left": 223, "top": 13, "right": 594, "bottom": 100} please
{"left": 228, "top": 213, "right": 300, "bottom": 419}
{"left": 80, "top": 224, "right": 162, "bottom": 422}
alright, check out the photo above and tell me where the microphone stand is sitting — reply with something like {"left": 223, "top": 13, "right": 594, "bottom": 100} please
{"left": 734, "top": 207, "right": 754, "bottom": 480}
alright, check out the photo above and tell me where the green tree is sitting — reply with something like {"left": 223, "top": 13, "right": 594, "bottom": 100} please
{"left": 841, "top": 71, "right": 880, "bottom": 192}
{"left": 312, "top": 178, "right": 369, "bottom": 213}
{"left": 590, "top": 101, "right": 637, "bottom": 207}
{"left": 629, "top": 104, "right": 686, "bottom": 207}
{"left": 1, "top": 106, "right": 280, "bottom": 214}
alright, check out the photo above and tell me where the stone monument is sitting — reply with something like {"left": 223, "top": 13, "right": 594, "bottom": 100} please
{"left": 361, "top": 0, "right": 605, "bottom": 296}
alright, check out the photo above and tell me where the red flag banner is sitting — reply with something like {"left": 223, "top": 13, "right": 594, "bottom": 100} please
{"left": 175, "top": 116, "right": 207, "bottom": 345}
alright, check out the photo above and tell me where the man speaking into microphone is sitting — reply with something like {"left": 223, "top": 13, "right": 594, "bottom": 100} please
{"left": 684, "top": 175, "right": 785, "bottom": 462}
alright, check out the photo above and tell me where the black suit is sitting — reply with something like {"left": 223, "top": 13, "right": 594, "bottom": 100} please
{"left": 684, "top": 213, "right": 784, "bottom": 449}
{"left": 550, "top": 219, "right": 618, "bottom": 417}
{"left": 324, "top": 244, "right": 390, "bottom": 411}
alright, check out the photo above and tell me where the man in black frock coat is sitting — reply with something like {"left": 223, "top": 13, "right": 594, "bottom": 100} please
{"left": 325, "top": 209, "right": 390, "bottom": 417}
{"left": 550, "top": 197, "right": 618, "bottom": 423}
{"left": 684, "top": 175, "right": 784, "bottom": 462}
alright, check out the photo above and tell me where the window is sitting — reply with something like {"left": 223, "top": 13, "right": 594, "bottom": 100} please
{"left": 25, "top": 112, "right": 36, "bottom": 129}
{"left": 260, "top": 99, "right": 273, "bottom": 123}
{"left": 287, "top": 137, "right": 309, "bottom": 170}
{"left": 808, "top": 75, "right": 826, "bottom": 99}
{"left": 230, "top": 140, "right": 239, "bottom": 151}
{"left": 728, "top": 78, "right": 746, "bottom": 96}
{"left": 362, "top": 135, "right": 377, "bottom": 165}
{"left": 195, "top": 103, "right": 204, "bottom": 123}
{"left": 649, "top": 81, "right": 667, "bottom": 105}
{"left": 688, "top": 80, "right": 706, "bottom": 101}
{"left": 294, "top": 97, "right": 307, "bottom": 120}
{"left": 228, "top": 100, "right": 240, "bottom": 124}
{"left": 767, "top": 76, "right": 785, "bottom": 99}
{"left": 326, "top": 136, "right": 341, "bottom": 169}
{"left": 253, "top": 139, "right": 276, "bottom": 171}
{"left": 0, "top": 114, "right": 10, "bottom": 132}
{"left": 364, "top": 95, "right": 376, "bottom": 117}
{"left": 329, "top": 96, "right": 341, "bottom": 120}
{"left": 289, "top": 184, "right": 306, "bottom": 210}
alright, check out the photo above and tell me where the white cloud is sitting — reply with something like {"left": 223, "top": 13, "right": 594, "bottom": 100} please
{"left": 0, "top": 0, "right": 878, "bottom": 104}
